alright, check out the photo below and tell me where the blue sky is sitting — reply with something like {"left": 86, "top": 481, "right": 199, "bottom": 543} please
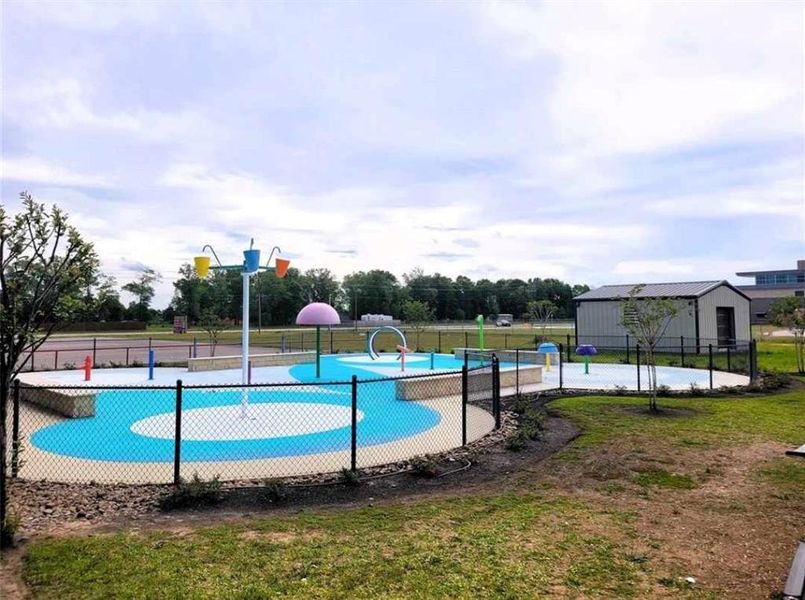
{"left": 2, "top": 1, "right": 803, "bottom": 308}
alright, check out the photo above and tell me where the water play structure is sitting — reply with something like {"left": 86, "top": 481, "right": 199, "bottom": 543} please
{"left": 194, "top": 239, "right": 289, "bottom": 417}
{"left": 367, "top": 326, "right": 409, "bottom": 361}
{"left": 296, "top": 302, "right": 341, "bottom": 378}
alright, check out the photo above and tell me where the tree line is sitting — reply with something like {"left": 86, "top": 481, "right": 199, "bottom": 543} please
{"left": 41, "top": 256, "right": 592, "bottom": 328}
{"left": 168, "top": 265, "right": 590, "bottom": 327}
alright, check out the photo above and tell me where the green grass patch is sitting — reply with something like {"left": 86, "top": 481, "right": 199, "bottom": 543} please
{"left": 550, "top": 391, "right": 805, "bottom": 449}
{"left": 756, "top": 458, "right": 805, "bottom": 491}
{"left": 22, "top": 495, "right": 651, "bottom": 599}
{"left": 755, "top": 340, "right": 802, "bottom": 374}
{"left": 633, "top": 469, "right": 697, "bottom": 490}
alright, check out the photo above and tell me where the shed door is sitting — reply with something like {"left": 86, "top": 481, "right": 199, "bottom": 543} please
{"left": 716, "top": 307, "right": 735, "bottom": 348}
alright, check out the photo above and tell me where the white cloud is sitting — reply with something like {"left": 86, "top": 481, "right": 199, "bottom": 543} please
{"left": 9, "top": 0, "right": 160, "bottom": 30}
{"left": 1, "top": 157, "right": 111, "bottom": 187}
{"left": 475, "top": 1, "right": 802, "bottom": 155}
{"left": 5, "top": 79, "right": 211, "bottom": 143}
{"left": 612, "top": 258, "right": 766, "bottom": 282}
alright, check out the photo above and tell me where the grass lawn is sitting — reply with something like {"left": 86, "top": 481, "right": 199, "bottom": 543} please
{"left": 755, "top": 339, "right": 802, "bottom": 373}
{"left": 16, "top": 389, "right": 805, "bottom": 599}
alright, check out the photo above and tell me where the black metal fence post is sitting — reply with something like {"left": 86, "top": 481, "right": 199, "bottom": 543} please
{"left": 351, "top": 375, "right": 358, "bottom": 472}
{"left": 193, "top": 336, "right": 198, "bottom": 358}
{"left": 625, "top": 335, "right": 630, "bottom": 364}
{"left": 493, "top": 358, "right": 501, "bottom": 430}
{"left": 30, "top": 350, "right": 34, "bottom": 371}
{"left": 461, "top": 365, "right": 468, "bottom": 445}
{"left": 726, "top": 346, "right": 731, "bottom": 372}
{"left": 708, "top": 344, "right": 714, "bottom": 389}
{"left": 558, "top": 343, "right": 563, "bottom": 390}
{"left": 92, "top": 337, "right": 97, "bottom": 365}
{"left": 11, "top": 380, "right": 20, "bottom": 478}
{"left": 330, "top": 329, "right": 334, "bottom": 354}
{"left": 680, "top": 336, "right": 685, "bottom": 367}
{"left": 636, "top": 344, "right": 641, "bottom": 391}
{"left": 438, "top": 330, "right": 442, "bottom": 353}
{"left": 125, "top": 347, "right": 130, "bottom": 366}
{"left": 515, "top": 349, "right": 520, "bottom": 395}
{"left": 173, "top": 379, "right": 183, "bottom": 486}
{"left": 750, "top": 340, "right": 758, "bottom": 381}
{"left": 464, "top": 331, "right": 469, "bottom": 349}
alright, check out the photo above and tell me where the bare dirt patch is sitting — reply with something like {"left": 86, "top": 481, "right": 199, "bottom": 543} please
{"left": 237, "top": 530, "right": 322, "bottom": 544}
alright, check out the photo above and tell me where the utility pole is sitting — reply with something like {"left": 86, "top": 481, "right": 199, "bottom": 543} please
{"left": 257, "top": 292, "right": 262, "bottom": 334}
{"left": 353, "top": 288, "right": 359, "bottom": 332}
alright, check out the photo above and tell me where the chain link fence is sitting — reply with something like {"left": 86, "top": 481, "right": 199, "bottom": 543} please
{"left": 5, "top": 362, "right": 500, "bottom": 488}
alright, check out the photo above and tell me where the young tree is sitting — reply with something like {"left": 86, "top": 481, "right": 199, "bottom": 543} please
{"left": 199, "top": 309, "right": 225, "bottom": 357}
{"left": 768, "top": 296, "right": 805, "bottom": 373}
{"left": 619, "top": 285, "right": 681, "bottom": 412}
{"left": 0, "top": 193, "right": 98, "bottom": 546}
{"left": 122, "top": 268, "right": 161, "bottom": 322}
{"left": 402, "top": 299, "right": 435, "bottom": 350}
{"left": 526, "top": 299, "right": 558, "bottom": 341}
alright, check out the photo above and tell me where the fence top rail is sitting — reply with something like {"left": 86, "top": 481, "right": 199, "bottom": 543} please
{"left": 510, "top": 341, "right": 751, "bottom": 351}
{"left": 12, "top": 362, "right": 494, "bottom": 392}
{"left": 30, "top": 342, "right": 222, "bottom": 354}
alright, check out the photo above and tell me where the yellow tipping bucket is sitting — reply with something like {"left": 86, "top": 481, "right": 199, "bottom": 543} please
{"left": 194, "top": 256, "right": 211, "bottom": 278}
{"left": 275, "top": 258, "right": 290, "bottom": 278}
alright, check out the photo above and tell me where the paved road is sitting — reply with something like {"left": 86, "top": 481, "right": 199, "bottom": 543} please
{"left": 21, "top": 337, "right": 276, "bottom": 372}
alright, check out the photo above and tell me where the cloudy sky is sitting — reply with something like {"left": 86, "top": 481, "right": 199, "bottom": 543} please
{"left": 2, "top": 1, "right": 803, "bottom": 308}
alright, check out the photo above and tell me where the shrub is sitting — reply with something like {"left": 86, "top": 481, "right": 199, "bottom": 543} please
{"left": 510, "top": 394, "right": 531, "bottom": 415}
{"left": 656, "top": 384, "right": 672, "bottom": 397}
{"left": 688, "top": 383, "right": 705, "bottom": 396}
{"left": 159, "top": 473, "right": 223, "bottom": 510}
{"left": 339, "top": 468, "right": 361, "bottom": 486}
{"left": 506, "top": 431, "right": 529, "bottom": 451}
{"left": 260, "top": 479, "right": 289, "bottom": 504}
{"left": 409, "top": 454, "right": 440, "bottom": 477}
{"left": 520, "top": 407, "right": 546, "bottom": 440}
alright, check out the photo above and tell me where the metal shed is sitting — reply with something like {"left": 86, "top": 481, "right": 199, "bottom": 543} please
{"left": 573, "top": 281, "right": 751, "bottom": 351}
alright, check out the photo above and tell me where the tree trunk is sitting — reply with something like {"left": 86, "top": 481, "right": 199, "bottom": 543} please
{"left": 0, "top": 366, "right": 8, "bottom": 547}
{"left": 648, "top": 348, "right": 658, "bottom": 412}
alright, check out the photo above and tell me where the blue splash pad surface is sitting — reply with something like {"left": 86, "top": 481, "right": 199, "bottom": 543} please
{"left": 31, "top": 353, "right": 493, "bottom": 463}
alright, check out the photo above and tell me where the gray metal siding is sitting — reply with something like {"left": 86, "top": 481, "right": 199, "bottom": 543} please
{"left": 576, "top": 299, "right": 696, "bottom": 348}
{"left": 696, "top": 285, "right": 751, "bottom": 342}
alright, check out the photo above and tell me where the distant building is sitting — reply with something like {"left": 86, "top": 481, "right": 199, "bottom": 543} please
{"left": 360, "top": 314, "right": 395, "bottom": 322}
{"left": 573, "top": 281, "right": 751, "bottom": 350}
{"left": 736, "top": 259, "right": 805, "bottom": 324}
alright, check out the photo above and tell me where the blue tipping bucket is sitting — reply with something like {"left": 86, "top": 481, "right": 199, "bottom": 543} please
{"left": 243, "top": 249, "right": 261, "bottom": 272}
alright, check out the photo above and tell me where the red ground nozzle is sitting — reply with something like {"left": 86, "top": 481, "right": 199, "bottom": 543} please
{"left": 83, "top": 355, "right": 92, "bottom": 381}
